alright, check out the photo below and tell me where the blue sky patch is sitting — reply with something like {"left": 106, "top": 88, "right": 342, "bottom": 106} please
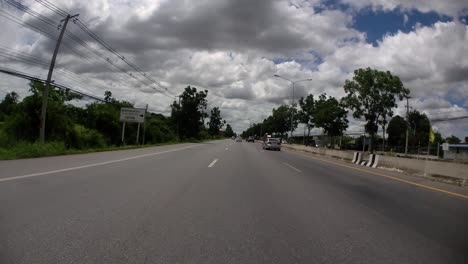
{"left": 353, "top": 8, "right": 451, "bottom": 45}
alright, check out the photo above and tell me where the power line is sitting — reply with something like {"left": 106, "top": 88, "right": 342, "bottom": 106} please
{"left": 32, "top": 0, "right": 173, "bottom": 97}
{"left": 3, "top": 2, "right": 174, "bottom": 102}
{"left": 0, "top": 8, "right": 58, "bottom": 39}
{"left": 0, "top": 66, "right": 166, "bottom": 115}
{"left": 0, "top": 47, "right": 118, "bottom": 94}
{"left": 0, "top": 8, "right": 147, "bottom": 96}
{"left": 72, "top": 19, "right": 173, "bottom": 96}
{"left": 33, "top": 0, "right": 67, "bottom": 17}
{"left": 0, "top": 66, "right": 105, "bottom": 102}
{"left": 5, "top": 0, "right": 58, "bottom": 26}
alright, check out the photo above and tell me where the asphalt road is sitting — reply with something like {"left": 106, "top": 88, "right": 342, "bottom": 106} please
{"left": 1, "top": 140, "right": 467, "bottom": 263}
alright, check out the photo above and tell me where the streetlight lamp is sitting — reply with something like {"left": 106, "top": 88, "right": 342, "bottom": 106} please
{"left": 274, "top": 74, "right": 313, "bottom": 141}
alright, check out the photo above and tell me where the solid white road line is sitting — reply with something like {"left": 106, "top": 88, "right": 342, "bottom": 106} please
{"left": 208, "top": 159, "right": 219, "bottom": 168}
{"left": 283, "top": 162, "right": 302, "bottom": 173}
{"left": 0, "top": 145, "right": 199, "bottom": 183}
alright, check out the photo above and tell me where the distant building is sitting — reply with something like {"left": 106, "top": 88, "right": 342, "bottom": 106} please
{"left": 442, "top": 143, "right": 468, "bottom": 160}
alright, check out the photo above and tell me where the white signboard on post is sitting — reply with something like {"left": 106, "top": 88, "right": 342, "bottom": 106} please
{"left": 120, "top": 107, "right": 146, "bottom": 123}
{"left": 442, "top": 143, "right": 449, "bottom": 151}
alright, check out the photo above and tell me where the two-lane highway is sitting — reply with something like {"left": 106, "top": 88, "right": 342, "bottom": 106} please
{"left": 1, "top": 140, "right": 467, "bottom": 263}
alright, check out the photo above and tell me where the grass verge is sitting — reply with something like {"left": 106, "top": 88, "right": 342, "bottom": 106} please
{"left": 0, "top": 138, "right": 222, "bottom": 160}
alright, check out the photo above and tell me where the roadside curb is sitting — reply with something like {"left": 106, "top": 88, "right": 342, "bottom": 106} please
{"left": 282, "top": 145, "right": 467, "bottom": 187}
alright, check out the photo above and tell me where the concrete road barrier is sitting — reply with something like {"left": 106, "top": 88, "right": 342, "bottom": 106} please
{"left": 283, "top": 144, "right": 468, "bottom": 181}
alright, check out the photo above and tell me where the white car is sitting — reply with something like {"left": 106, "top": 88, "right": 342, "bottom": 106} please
{"left": 236, "top": 137, "right": 242, "bottom": 142}
{"left": 262, "top": 138, "right": 281, "bottom": 151}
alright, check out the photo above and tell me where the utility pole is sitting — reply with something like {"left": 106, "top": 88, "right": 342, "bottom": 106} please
{"left": 290, "top": 82, "right": 295, "bottom": 141}
{"left": 259, "top": 112, "right": 264, "bottom": 137}
{"left": 39, "top": 14, "right": 79, "bottom": 143}
{"left": 404, "top": 96, "right": 411, "bottom": 155}
{"left": 142, "top": 104, "right": 148, "bottom": 145}
{"left": 176, "top": 96, "right": 181, "bottom": 141}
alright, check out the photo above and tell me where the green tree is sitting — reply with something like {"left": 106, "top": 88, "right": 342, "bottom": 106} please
{"left": 85, "top": 91, "right": 133, "bottom": 145}
{"left": 171, "top": 86, "right": 208, "bottom": 139}
{"left": 0, "top": 91, "right": 19, "bottom": 121}
{"left": 299, "top": 94, "right": 315, "bottom": 138}
{"left": 342, "top": 67, "right": 409, "bottom": 152}
{"left": 104, "top": 90, "right": 113, "bottom": 103}
{"left": 207, "top": 107, "right": 225, "bottom": 135}
{"left": 407, "top": 110, "right": 430, "bottom": 147}
{"left": 446, "top": 135, "right": 461, "bottom": 144}
{"left": 145, "top": 113, "right": 176, "bottom": 143}
{"left": 387, "top": 115, "right": 407, "bottom": 146}
{"left": 224, "top": 124, "right": 235, "bottom": 138}
{"left": 313, "top": 94, "right": 348, "bottom": 142}
{"left": 270, "top": 105, "right": 299, "bottom": 138}
{"left": 4, "top": 81, "right": 78, "bottom": 143}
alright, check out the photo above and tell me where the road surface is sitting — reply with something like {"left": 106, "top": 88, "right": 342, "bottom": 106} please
{"left": 1, "top": 140, "right": 467, "bottom": 263}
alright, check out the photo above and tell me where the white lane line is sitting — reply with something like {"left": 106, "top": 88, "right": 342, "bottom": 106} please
{"left": 283, "top": 162, "right": 302, "bottom": 173}
{"left": 0, "top": 145, "right": 199, "bottom": 183}
{"left": 208, "top": 159, "right": 219, "bottom": 168}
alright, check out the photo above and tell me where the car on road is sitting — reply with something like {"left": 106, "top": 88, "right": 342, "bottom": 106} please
{"left": 236, "top": 137, "right": 242, "bottom": 142}
{"left": 262, "top": 138, "right": 281, "bottom": 151}
{"left": 246, "top": 136, "right": 254, "bottom": 142}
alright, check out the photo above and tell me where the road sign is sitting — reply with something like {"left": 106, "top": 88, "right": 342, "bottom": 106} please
{"left": 442, "top": 143, "right": 449, "bottom": 151}
{"left": 120, "top": 107, "right": 145, "bottom": 123}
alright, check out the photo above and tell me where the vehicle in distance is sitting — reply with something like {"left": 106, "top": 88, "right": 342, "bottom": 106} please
{"left": 236, "top": 137, "right": 242, "bottom": 142}
{"left": 262, "top": 138, "right": 281, "bottom": 151}
{"left": 247, "top": 136, "right": 255, "bottom": 142}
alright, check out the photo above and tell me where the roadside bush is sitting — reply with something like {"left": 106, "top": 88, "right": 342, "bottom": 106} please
{"left": 0, "top": 141, "right": 66, "bottom": 159}
{"left": 0, "top": 123, "right": 10, "bottom": 148}
{"left": 66, "top": 124, "right": 107, "bottom": 149}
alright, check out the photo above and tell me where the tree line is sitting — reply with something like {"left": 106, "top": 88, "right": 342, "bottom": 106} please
{"left": 0, "top": 82, "right": 235, "bottom": 151}
{"left": 241, "top": 67, "right": 463, "bottom": 151}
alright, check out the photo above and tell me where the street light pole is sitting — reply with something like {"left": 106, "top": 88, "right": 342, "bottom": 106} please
{"left": 404, "top": 95, "right": 411, "bottom": 155}
{"left": 274, "top": 75, "right": 312, "bottom": 142}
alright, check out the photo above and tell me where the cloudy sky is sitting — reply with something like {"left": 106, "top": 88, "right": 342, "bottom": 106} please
{"left": 1, "top": 0, "right": 467, "bottom": 137}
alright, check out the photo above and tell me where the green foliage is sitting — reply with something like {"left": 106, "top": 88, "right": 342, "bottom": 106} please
{"left": 269, "top": 105, "right": 299, "bottom": 137}
{"left": 241, "top": 123, "right": 263, "bottom": 138}
{"left": 145, "top": 113, "right": 177, "bottom": 143}
{"left": 207, "top": 107, "right": 225, "bottom": 135}
{"left": 299, "top": 94, "right": 315, "bottom": 137}
{"left": 313, "top": 94, "right": 348, "bottom": 137}
{"left": 224, "top": 124, "right": 235, "bottom": 138}
{"left": 0, "top": 141, "right": 66, "bottom": 159}
{"left": 0, "top": 123, "right": 9, "bottom": 147}
{"left": 408, "top": 110, "right": 430, "bottom": 147}
{"left": 446, "top": 135, "right": 461, "bottom": 144}
{"left": 67, "top": 124, "right": 106, "bottom": 149}
{"left": 342, "top": 67, "right": 409, "bottom": 151}
{"left": 4, "top": 81, "right": 74, "bottom": 143}
{"left": 0, "top": 91, "right": 19, "bottom": 121}
{"left": 387, "top": 115, "right": 407, "bottom": 146}
{"left": 171, "top": 86, "right": 208, "bottom": 139}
